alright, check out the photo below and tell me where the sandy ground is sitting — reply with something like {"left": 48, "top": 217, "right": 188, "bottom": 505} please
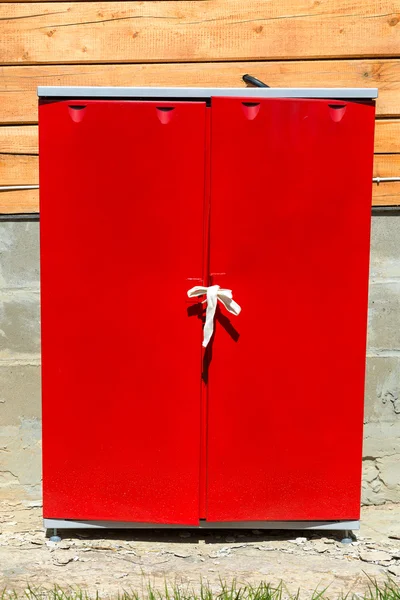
{"left": 1, "top": 501, "right": 400, "bottom": 597}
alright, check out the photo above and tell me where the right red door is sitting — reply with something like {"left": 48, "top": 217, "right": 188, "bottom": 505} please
{"left": 206, "top": 97, "right": 375, "bottom": 522}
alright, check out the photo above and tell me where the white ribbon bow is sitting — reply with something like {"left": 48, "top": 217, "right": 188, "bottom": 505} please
{"left": 187, "top": 285, "right": 241, "bottom": 348}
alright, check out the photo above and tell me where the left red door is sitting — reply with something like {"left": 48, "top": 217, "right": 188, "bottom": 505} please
{"left": 40, "top": 100, "right": 206, "bottom": 524}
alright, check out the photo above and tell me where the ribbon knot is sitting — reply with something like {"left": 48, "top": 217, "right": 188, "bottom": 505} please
{"left": 187, "top": 285, "right": 241, "bottom": 348}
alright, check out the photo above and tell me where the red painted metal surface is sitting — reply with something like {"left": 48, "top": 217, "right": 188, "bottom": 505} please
{"left": 199, "top": 106, "right": 212, "bottom": 520}
{"left": 206, "top": 97, "right": 375, "bottom": 522}
{"left": 40, "top": 95, "right": 375, "bottom": 525}
{"left": 40, "top": 100, "right": 206, "bottom": 524}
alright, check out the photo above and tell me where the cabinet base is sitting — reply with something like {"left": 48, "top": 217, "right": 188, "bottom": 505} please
{"left": 44, "top": 518, "right": 359, "bottom": 531}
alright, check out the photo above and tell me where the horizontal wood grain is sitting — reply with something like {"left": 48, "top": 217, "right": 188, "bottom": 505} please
{"left": 374, "top": 119, "right": 400, "bottom": 153}
{"left": 3, "top": 153, "right": 397, "bottom": 185}
{"left": 0, "top": 60, "right": 399, "bottom": 124}
{"left": 0, "top": 189, "right": 38, "bottom": 213}
{"left": 1, "top": 118, "right": 399, "bottom": 157}
{"left": 0, "top": 180, "right": 398, "bottom": 213}
{"left": 374, "top": 154, "right": 400, "bottom": 177}
{"left": 372, "top": 181, "right": 400, "bottom": 205}
{"left": 0, "top": 154, "right": 37, "bottom": 185}
{"left": 0, "top": 126, "right": 38, "bottom": 153}
{"left": 1, "top": 1, "right": 400, "bottom": 65}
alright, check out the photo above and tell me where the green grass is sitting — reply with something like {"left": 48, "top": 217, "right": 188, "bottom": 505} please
{"left": 1, "top": 579, "right": 399, "bottom": 600}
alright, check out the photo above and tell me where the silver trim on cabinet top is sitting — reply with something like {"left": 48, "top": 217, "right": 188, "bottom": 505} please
{"left": 37, "top": 86, "right": 378, "bottom": 100}
{"left": 44, "top": 518, "right": 360, "bottom": 530}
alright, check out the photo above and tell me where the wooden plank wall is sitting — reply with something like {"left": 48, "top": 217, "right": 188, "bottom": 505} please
{"left": 1, "top": 0, "right": 400, "bottom": 213}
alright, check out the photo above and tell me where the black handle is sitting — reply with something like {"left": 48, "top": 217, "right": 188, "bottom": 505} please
{"left": 242, "top": 74, "right": 270, "bottom": 88}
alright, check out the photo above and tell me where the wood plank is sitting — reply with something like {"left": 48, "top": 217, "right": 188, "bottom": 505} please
{"left": 0, "top": 126, "right": 38, "bottom": 153}
{"left": 1, "top": 1, "right": 400, "bottom": 65}
{"left": 1, "top": 121, "right": 399, "bottom": 156}
{"left": 0, "top": 190, "right": 38, "bottom": 213}
{"left": 1, "top": 131, "right": 399, "bottom": 187}
{"left": 1, "top": 182, "right": 398, "bottom": 213}
{"left": 374, "top": 154, "right": 400, "bottom": 177}
{"left": 0, "top": 154, "right": 37, "bottom": 185}
{"left": 2, "top": 152, "right": 399, "bottom": 184}
{"left": 0, "top": 60, "right": 398, "bottom": 125}
{"left": 372, "top": 181, "right": 400, "bottom": 205}
{"left": 375, "top": 120, "right": 400, "bottom": 153}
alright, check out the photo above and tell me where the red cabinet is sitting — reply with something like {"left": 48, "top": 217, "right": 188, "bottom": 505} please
{"left": 39, "top": 88, "right": 376, "bottom": 530}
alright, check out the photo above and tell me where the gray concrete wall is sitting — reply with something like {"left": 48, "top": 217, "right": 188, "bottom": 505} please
{"left": 363, "top": 216, "right": 400, "bottom": 505}
{"left": 0, "top": 221, "right": 41, "bottom": 501}
{"left": 0, "top": 217, "right": 399, "bottom": 504}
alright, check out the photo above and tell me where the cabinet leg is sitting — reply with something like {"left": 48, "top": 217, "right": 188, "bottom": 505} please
{"left": 49, "top": 528, "right": 61, "bottom": 542}
{"left": 340, "top": 530, "right": 352, "bottom": 544}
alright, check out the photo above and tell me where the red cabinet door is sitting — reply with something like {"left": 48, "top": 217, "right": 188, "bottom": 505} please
{"left": 206, "top": 97, "right": 375, "bottom": 522}
{"left": 40, "top": 100, "right": 206, "bottom": 524}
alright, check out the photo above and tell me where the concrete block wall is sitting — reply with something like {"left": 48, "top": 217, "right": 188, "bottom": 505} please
{"left": 0, "top": 216, "right": 399, "bottom": 504}
{"left": 363, "top": 216, "right": 400, "bottom": 505}
{"left": 0, "top": 222, "right": 41, "bottom": 501}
